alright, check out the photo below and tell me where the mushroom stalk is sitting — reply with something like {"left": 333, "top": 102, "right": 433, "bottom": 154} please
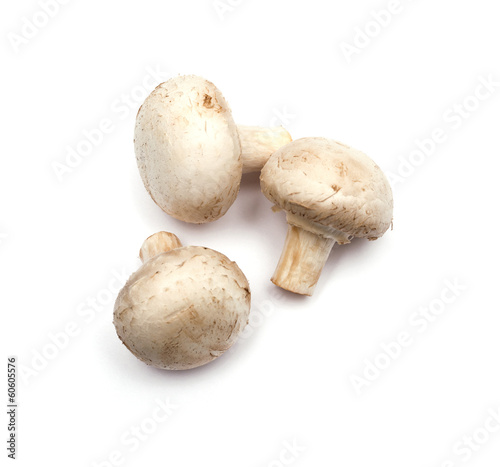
{"left": 139, "top": 231, "right": 182, "bottom": 262}
{"left": 238, "top": 125, "right": 292, "bottom": 174}
{"left": 272, "top": 224, "right": 336, "bottom": 296}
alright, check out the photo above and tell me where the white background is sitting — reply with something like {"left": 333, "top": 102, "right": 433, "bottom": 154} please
{"left": 2, "top": 1, "right": 500, "bottom": 466}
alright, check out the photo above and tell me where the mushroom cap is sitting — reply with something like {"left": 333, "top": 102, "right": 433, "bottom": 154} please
{"left": 135, "top": 75, "right": 242, "bottom": 224}
{"left": 113, "top": 246, "right": 251, "bottom": 370}
{"left": 260, "top": 137, "right": 393, "bottom": 241}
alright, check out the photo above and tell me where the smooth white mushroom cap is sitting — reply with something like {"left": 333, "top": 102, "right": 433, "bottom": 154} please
{"left": 135, "top": 75, "right": 242, "bottom": 223}
{"left": 114, "top": 246, "right": 251, "bottom": 370}
{"left": 260, "top": 137, "right": 393, "bottom": 242}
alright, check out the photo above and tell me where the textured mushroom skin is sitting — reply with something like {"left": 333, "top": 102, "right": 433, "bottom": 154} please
{"left": 260, "top": 137, "right": 393, "bottom": 240}
{"left": 135, "top": 75, "right": 242, "bottom": 223}
{"left": 113, "top": 246, "right": 251, "bottom": 370}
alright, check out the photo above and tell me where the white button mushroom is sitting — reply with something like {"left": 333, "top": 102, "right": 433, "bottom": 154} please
{"left": 135, "top": 75, "right": 292, "bottom": 223}
{"left": 260, "top": 137, "right": 394, "bottom": 296}
{"left": 113, "top": 232, "right": 251, "bottom": 370}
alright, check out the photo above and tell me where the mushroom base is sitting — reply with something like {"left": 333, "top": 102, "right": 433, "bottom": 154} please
{"left": 271, "top": 224, "right": 335, "bottom": 296}
{"left": 238, "top": 125, "right": 292, "bottom": 173}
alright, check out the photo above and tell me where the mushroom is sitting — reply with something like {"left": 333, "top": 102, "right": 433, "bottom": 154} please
{"left": 260, "top": 137, "right": 393, "bottom": 296}
{"left": 113, "top": 232, "right": 251, "bottom": 370}
{"left": 135, "top": 75, "right": 292, "bottom": 223}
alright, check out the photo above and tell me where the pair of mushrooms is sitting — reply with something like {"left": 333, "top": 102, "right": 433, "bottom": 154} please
{"left": 134, "top": 75, "right": 393, "bottom": 295}
{"left": 113, "top": 75, "right": 393, "bottom": 370}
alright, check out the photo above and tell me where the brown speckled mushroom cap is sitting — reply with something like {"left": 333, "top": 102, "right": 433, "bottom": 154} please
{"left": 135, "top": 75, "right": 242, "bottom": 224}
{"left": 113, "top": 240, "right": 251, "bottom": 370}
{"left": 260, "top": 137, "right": 393, "bottom": 243}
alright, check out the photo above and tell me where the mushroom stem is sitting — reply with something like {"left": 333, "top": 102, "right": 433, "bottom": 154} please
{"left": 139, "top": 232, "right": 183, "bottom": 263}
{"left": 238, "top": 125, "right": 292, "bottom": 174}
{"left": 271, "top": 224, "right": 335, "bottom": 296}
